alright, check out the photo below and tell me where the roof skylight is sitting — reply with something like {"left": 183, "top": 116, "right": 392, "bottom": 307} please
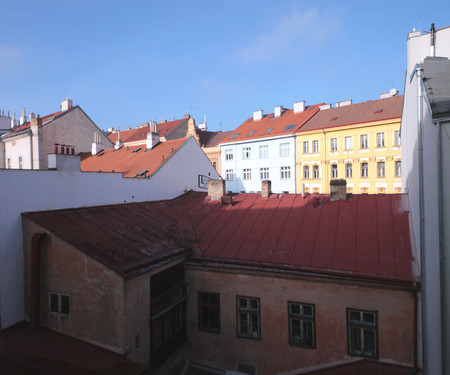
{"left": 132, "top": 147, "right": 141, "bottom": 153}
{"left": 284, "top": 124, "right": 296, "bottom": 131}
{"left": 266, "top": 128, "right": 273, "bottom": 133}
{"left": 230, "top": 133, "right": 240, "bottom": 139}
{"left": 248, "top": 130, "right": 255, "bottom": 136}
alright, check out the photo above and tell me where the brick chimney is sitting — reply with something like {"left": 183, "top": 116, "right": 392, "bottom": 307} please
{"left": 330, "top": 179, "right": 347, "bottom": 201}
{"left": 208, "top": 179, "right": 225, "bottom": 201}
{"left": 261, "top": 180, "right": 271, "bottom": 198}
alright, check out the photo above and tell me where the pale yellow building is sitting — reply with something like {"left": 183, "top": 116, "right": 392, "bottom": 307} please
{"left": 296, "top": 94, "right": 403, "bottom": 194}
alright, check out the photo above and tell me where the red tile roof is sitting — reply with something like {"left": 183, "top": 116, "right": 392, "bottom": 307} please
{"left": 80, "top": 137, "right": 187, "bottom": 178}
{"left": 297, "top": 96, "right": 403, "bottom": 133}
{"left": 24, "top": 191, "right": 418, "bottom": 284}
{"left": 203, "top": 130, "right": 233, "bottom": 147}
{"left": 220, "top": 104, "right": 322, "bottom": 144}
{"left": 0, "top": 322, "right": 147, "bottom": 375}
{"left": 107, "top": 118, "right": 187, "bottom": 144}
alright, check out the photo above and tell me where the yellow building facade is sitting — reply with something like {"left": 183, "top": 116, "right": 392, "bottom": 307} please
{"left": 295, "top": 96, "right": 403, "bottom": 194}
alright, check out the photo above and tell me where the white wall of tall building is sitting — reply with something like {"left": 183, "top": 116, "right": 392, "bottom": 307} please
{"left": 401, "top": 25, "right": 450, "bottom": 375}
{"left": 0, "top": 137, "right": 219, "bottom": 330}
{"left": 220, "top": 135, "right": 296, "bottom": 193}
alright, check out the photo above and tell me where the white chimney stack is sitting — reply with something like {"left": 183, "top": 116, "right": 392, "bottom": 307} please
{"left": 61, "top": 98, "right": 73, "bottom": 112}
{"left": 319, "top": 104, "right": 332, "bottom": 110}
{"left": 294, "top": 101, "right": 305, "bottom": 113}
{"left": 274, "top": 106, "right": 285, "bottom": 118}
{"left": 335, "top": 99, "right": 352, "bottom": 108}
{"left": 253, "top": 110, "right": 264, "bottom": 121}
{"left": 147, "top": 129, "right": 160, "bottom": 150}
{"left": 20, "top": 109, "right": 27, "bottom": 125}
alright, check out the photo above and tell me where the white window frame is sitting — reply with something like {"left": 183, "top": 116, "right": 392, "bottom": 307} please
{"left": 280, "top": 143, "right": 290, "bottom": 157}
{"left": 49, "top": 292, "right": 70, "bottom": 316}
{"left": 280, "top": 166, "right": 291, "bottom": 180}
{"left": 225, "top": 149, "right": 233, "bottom": 161}
{"left": 377, "top": 161, "right": 385, "bottom": 178}
{"left": 331, "top": 164, "right": 338, "bottom": 179}
{"left": 395, "top": 160, "right": 401, "bottom": 177}
{"left": 259, "top": 145, "right": 268, "bottom": 159}
{"left": 226, "top": 169, "right": 234, "bottom": 181}
{"left": 312, "top": 140, "right": 319, "bottom": 153}
{"left": 394, "top": 131, "right": 401, "bottom": 146}
{"left": 237, "top": 296, "right": 260, "bottom": 340}
{"left": 313, "top": 165, "right": 319, "bottom": 179}
{"left": 360, "top": 134, "right": 368, "bottom": 149}
{"left": 243, "top": 168, "right": 252, "bottom": 180}
{"left": 303, "top": 165, "right": 309, "bottom": 179}
{"left": 346, "top": 163, "right": 353, "bottom": 178}
{"left": 242, "top": 147, "right": 251, "bottom": 160}
{"left": 330, "top": 138, "right": 338, "bottom": 151}
{"left": 377, "top": 132, "right": 385, "bottom": 147}
{"left": 303, "top": 141, "right": 309, "bottom": 154}
{"left": 260, "top": 167, "right": 269, "bottom": 180}
{"left": 361, "top": 163, "right": 368, "bottom": 178}
{"left": 345, "top": 136, "right": 352, "bottom": 150}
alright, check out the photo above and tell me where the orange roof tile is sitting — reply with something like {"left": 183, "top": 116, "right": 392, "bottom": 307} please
{"left": 108, "top": 118, "right": 187, "bottom": 144}
{"left": 80, "top": 138, "right": 187, "bottom": 178}
{"left": 220, "top": 104, "right": 322, "bottom": 144}
{"left": 4, "top": 110, "right": 65, "bottom": 138}
{"left": 297, "top": 95, "right": 403, "bottom": 132}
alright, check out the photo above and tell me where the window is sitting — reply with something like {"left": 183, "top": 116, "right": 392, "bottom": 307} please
{"left": 243, "top": 168, "right": 252, "bottom": 180}
{"left": 242, "top": 147, "right": 251, "bottom": 160}
{"left": 361, "top": 162, "right": 368, "bottom": 178}
{"left": 303, "top": 141, "right": 309, "bottom": 154}
{"left": 395, "top": 160, "right": 402, "bottom": 177}
{"left": 345, "top": 136, "right": 352, "bottom": 150}
{"left": 18, "top": 156, "right": 23, "bottom": 169}
{"left": 288, "top": 302, "right": 315, "bottom": 348}
{"left": 260, "top": 167, "right": 269, "bottom": 180}
{"left": 225, "top": 149, "right": 233, "bottom": 161}
{"left": 347, "top": 309, "right": 378, "bottom": 358}
{"left": 394, "top": 131, "right": 401, "bottom": 146}
{"left": 360, "top": 134, "right": 368, "bottom": 149}
{"left": 248, "top": 130, "right": 255, "bottom": 136}
{"left": 198, "top": 292, "right": 220, "bottom": 333}
{"left": 7, "top": 158, "right": 11, "bottom": 169}
{"left": 313, "top": 165, "right": 319, "bottom": 179}
{"left": 377, "top": 161, "right": 385, "bottom": 177}
{"left": 259, "top": 145, "right": 268, "bottom": 159}
{"left": 281, "top": 166, "right": 291, "bottom": 179}
{"left": 230, "top": 133, "right": 240, "bottom": 139}
{"left": 237, "top": 296, "right": 260, "bottom": 340}
{"left": 226, "top": 169, "right": 233, "bottom": 181}
{"left": 346, "top": 163, "right": 353, "bottom": 178}
{"left": 284, "top": 124, "right": 296, "bottom": 131}
{"left": 330, "top": 138, "right": 338, "bottom": 151}
{"left": 49, "top": 293, "right": 70, "bottom": 315}
{"left": 312, "top": 140, "right": 319, "bottom": 153}
{"left": 377, "top": 132, "right": 385, "bottom": 147}
{"left": 303, "top": 165, "right": 310, "bottom": 179}
{"left": 331, "top": 164, "right": 338, "bottom": 178}
{"left": 280, "top": 143, "right": 290, "bottom": 157}
{"left": 265, "top": 128, "right": 273, "bottom": 134}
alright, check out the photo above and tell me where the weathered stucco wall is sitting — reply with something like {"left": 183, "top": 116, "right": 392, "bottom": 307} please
{"left": 23, "top": 218, "right": 125, "bottom": 354}
{"left": 186, "top": 267, "right": 415, "bottom": 375}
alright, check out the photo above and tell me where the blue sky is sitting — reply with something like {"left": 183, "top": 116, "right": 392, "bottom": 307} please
{"left": 1, "top": 0, "right": 449, "bottom": 133}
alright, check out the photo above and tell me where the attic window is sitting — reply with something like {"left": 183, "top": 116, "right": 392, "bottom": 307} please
{"left": 136, "top": 169, "right": 148, "bottom": 177}
{"left": 96, "top": 152, "right": 105, "bottom": 157}
{"left": 270, "top": 114, "right": 274, "bottom": 118}
{"left": 266, "top": 128, "right": 273, "bottom": 133}
{"left": 248, "top": 118, "right": 253, "bottom": 122}
{"left": 284, "top": 124, "right": 296, "bottom": 131}
{"left": 230, "top": 133, "right": 240, "bottom": 139}
{"left": 133, "top": 147, "right": 141, "bottom": 153}
{"left": 309, "top": 106, "right": 315, "bottom": 111}
{"left": 248, "top": 130, "right": 255, "bottom": 136}
{"left": 330, "top": 117, "right": 338, "bottom": 121}
{"left": 164, "top": 128, "right": 169, "bottom": 132}
{"left": 375, "top": 109, "right": 383, "bottom": 113}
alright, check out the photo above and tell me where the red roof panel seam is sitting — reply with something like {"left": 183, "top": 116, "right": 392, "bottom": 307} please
{"left": 288, "top": 196, "right": 312, "bottom": 265}
{"left": 308, "top": 199, "right": 324, "bottom": 266}
{"left": 269, "top": 194, "right": 296, "bottom": 263}
{"left": 330, "top": 201, "right": 342, "bottom": 268}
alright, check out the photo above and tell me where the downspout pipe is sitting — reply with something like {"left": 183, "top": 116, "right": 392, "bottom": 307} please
{"left": 30, "top": 232, "right": 47, "bottom": 332}
{"left": 410, "top": 64, "right": 427, "bottom": 372}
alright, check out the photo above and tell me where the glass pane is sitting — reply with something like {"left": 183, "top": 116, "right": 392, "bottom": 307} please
{"left": 290, "top": 303, "right": 300, "bottom": 316}
{"left": 290, "top": 319, "right": 301, "bottom": 344}
{"left": 363, "top": 312, "right": 375, "bottom": 325}
{"left": 163, "top": 310, "right": 173, "bottom": 341}
{"left": 363, "top": 329, "right": 375, "bottom": 355}
{"left": 251, "top": 314, "right": 259, "bottom": 337}
{"left": 210, "top": 309, "right": 219, "bottom": 330}
{"left": 239, "top": 298, "right": 247, "bottom": 309}
{"left": 239, "top": 313, "right": 248, "bottom": 334}
{"left": 209, "top": 293, "right": 218, "bottom": 305}
{"left": 60, "top": 295, "right": 70, "bottom": 315}
{"left": 350, "top": 327, "right": 362, "bottom": 353}
{"left": 200, "top": 293, "right": 209, "bottom": 304}
{"left": 250, "top": 299, "right": 258, "bottom": 310}
{"left": 349, "top": 310, "right": 361, "bottom": 322}
{"left": 303, "top": 321, "right": 314, "bottom": 346}
{"left": 151, "top": 317, "right": 163, "bottom": 349}
{"left": 302, "top": 305, "right": 313, "bottom": 317}
{"left": 50, "top": 294, "right": 58, "bottom": 313}
{"left": 201, "top": 307, "right": 209, "bottom": 328}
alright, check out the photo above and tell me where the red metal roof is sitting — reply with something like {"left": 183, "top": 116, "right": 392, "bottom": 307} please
{"left": 297, "top": 96, "right": 403, "bottom": 133}
{"left": 220, "top": 104, "right": 322, "bottom": 144}
{"left": 24, "top": 191, "right": 418, "bottom": 284}
{"left": 173, "top": 191, "right": 418, "bottom": 284}
{"left": 107, "top": 118, "right": 187, "bottom": 144}
{"left": 0, "top": 322, "right": 147, "bottom": 375}
{"left": 203, "top": 130, "right": 233, "bottom": 147}
{"left": 80, "top": 138, "right": 187, "bottom": 178}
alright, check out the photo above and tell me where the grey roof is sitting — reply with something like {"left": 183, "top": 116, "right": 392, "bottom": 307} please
{"left": 422, "top": 57, "right": 450, "bottom": 121}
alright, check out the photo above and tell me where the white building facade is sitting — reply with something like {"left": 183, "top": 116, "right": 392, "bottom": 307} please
{"left": 401, "top": 24, "right": 450, "bottom": 375}
{"left": 0, "top": 136, "right": 219, "bottom": 330}
{"left": 220, "top": 135, "right": 297, "bottom": 194}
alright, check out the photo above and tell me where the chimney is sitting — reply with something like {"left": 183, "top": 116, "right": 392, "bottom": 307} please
{"left": 319, "top": 104, "right": 332, "bottom": 110}
{"left": 115, "top": 130, "right": 124, "bottom": 150}
{"left": 30, "top": 112, "right": 36, "bottom": 120}
{"left": 92, "top": 132, "right": 103, "bottom": 155}
{"left": 20, "top": 108, "right": 27, "bottom": 125}
{"left": 146, "top": 129, "right": 160, "bottom": 150}
{"left": 61, "top": 98, "right": 73, "bottom": 112}
{"left": 274, "top": 106, "right": 285, "bottom": 118}
{"left": 335, "top": 99, "right": 352, "bottom": 108}
{"left": 161, "top": 117, "right": 167, "bottom": 123}
{"left": 293, "top": 101, "right": 305, "bottom": 113}
{"left": 253, "top": 110, "right": 264, "bottom": 121}
{"left": 11, "top": 113, "right": 16, "bottom": 128}
{"left": 261, "top": 180, "right": 271, "bottom": 198}
{"left": 199, "top": 114, "right": 207, "bottom": 131}
{"left": 30, "top": 116, "right": 42, "bottom": 129}
{"left": 208, "top": 179, "right": 225, "bottom": 201}
{"left": 330, "top": 179, "right": 347, "bottom": 201}
{"left": 380, "top": 89, "right": 399, "bottom": 99}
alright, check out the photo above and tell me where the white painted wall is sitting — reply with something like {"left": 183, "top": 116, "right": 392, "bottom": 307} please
{"left": 220, "top": 135, "right": 296, "bottom": 193}
{"left": 0, "top": 136, "right": 219, "bottom": 329}
{"left": 401, "top": 25, "right": 450, "bottom": 375}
